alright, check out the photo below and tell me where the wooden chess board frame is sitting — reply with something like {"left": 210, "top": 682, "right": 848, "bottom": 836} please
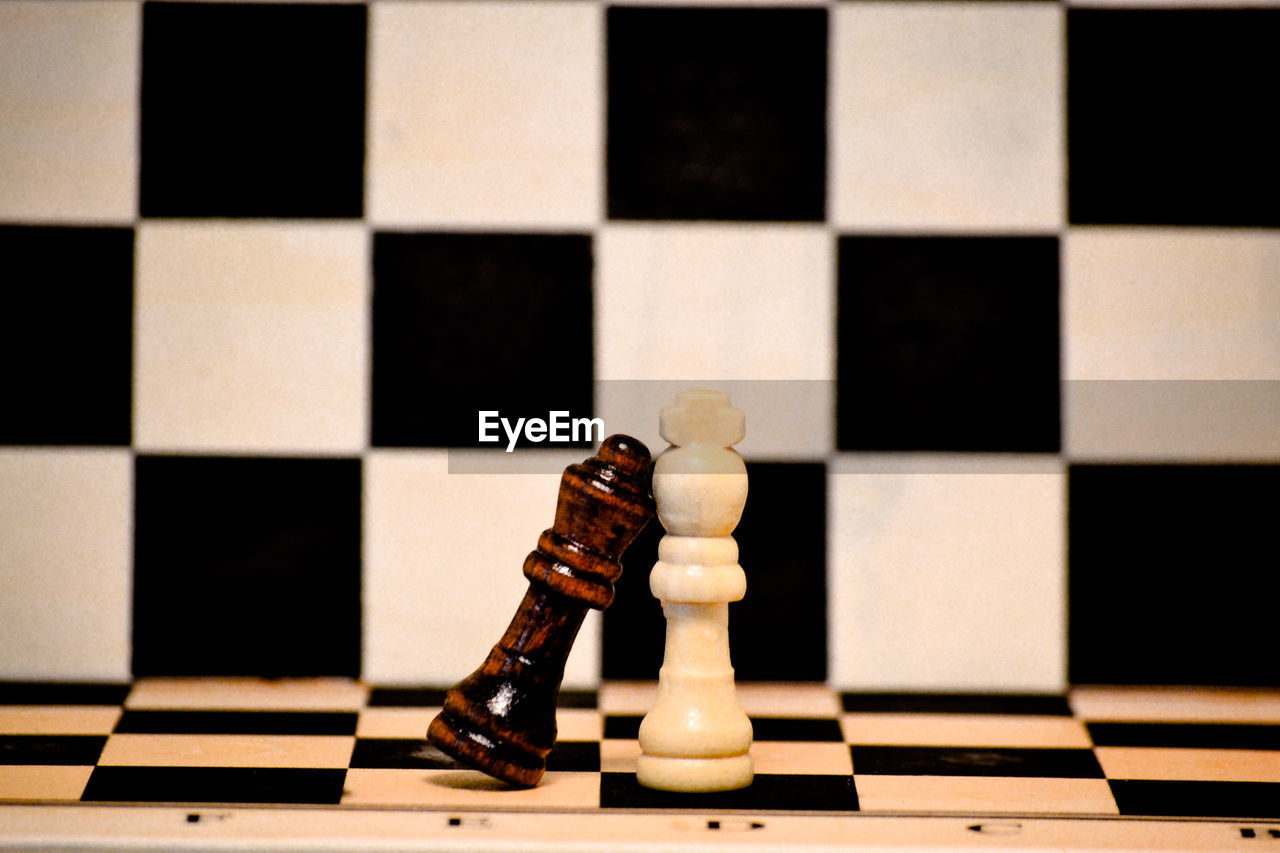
{"left": 2, "top": 680, "right": 1279, "bottom": 852}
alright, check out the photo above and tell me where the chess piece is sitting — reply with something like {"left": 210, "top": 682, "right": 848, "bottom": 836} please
{"left": 637, "top": 390, "right": 753, "bottom": 792}
{"left": 428, "top": 435, "right": 655, "bottom": 788}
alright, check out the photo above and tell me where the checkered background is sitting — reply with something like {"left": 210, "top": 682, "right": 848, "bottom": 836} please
{"left": 2, "top": 0, "right": 1277, "bottom": 693}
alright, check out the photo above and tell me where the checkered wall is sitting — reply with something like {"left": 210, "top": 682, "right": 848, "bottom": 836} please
{"left": 2, "top": 0, "right": 1277, "bottom": 691}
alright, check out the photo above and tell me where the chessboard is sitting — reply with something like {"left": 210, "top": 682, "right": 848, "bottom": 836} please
{"left": 3, "top": 680, "right": 1279, "bottom": 851}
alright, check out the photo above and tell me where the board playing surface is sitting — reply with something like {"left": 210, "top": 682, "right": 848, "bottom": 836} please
{"left": 2, "top": 680, "right": 1278, "bottom": 850}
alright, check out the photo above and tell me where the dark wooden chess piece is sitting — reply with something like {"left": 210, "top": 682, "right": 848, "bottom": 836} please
{"left": 427, "top": 435, "right": 655, "bottom": 788}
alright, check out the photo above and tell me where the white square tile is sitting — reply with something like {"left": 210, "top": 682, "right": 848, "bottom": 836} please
{"left": 832, "top": 3, "right": 1063, "bottom": 231}
{"left": 134, "top": 222, "right": 368, "bottom": 454}
{"left": 0, "top": 1, "right": 139, "bottom": 222}
{"left": 363, "top": 450, "right": 603, "bottom": 688}
{"left": 368, "top": 1, "right": 601, "bottom": 228}
{"left": 0, "top": 449, "right": 132, "bottom": 680}
{"left": 829, "top": 455, "right": 1066, "bottom": 692}
{"left": 1064, "top": 228, "right": 1280, "bottom": 380}
{"left": 596, "top": 224, "right": 834, "bottom": 381}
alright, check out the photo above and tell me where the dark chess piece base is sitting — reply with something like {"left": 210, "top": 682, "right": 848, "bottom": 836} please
{"left": 427, "top": 435, "right": 654, "bottom": 787}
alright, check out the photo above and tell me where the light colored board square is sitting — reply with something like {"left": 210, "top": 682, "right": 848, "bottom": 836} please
{"left": 599, "top": 682, "right": 658, "bottom": 715}
{"left": 736, "top": 683, "right": 843, "bottom": 718}
{"left": 342, "top": 768, "right": 600, "bottom": 809}
{"left": 134, "top": 222, "right": 368, "bottom": 454}
{"left": 1069, "top": 687, "right": 1280, "bottom": 723}
{"left": 1065, "top": 379, "right": 1280, "bottom": 461}
{"left": 368, "top": 1, "right": 600, "bottom": 228}
{"left": 752, "top": 741, "right": 853, "bottom": 776}
{"left": 1094, "top": 747, "right": 1280, "bottom": 784}
{"left": 854, "top": 775, "right": 1119, "bottom": 815}
{"left": 124, "top": 678, "right": 367, "bottom": 711}
{"left": 98, "top": 734, "right": 356, "bottom": 769}
{"left": 841, "top": 714, "right": 1092, "bottom": 748}
{"left": 356, "top": 708, "right": 435, "bottom": 739}
{"left": 599, "top": 738, "right": 639, "bottom": 774}
{"left": 831, "top": 2, "right": 1063, "bottom": 231}
{"left": 0, "top": 766, "right": 93, "bottom": 802}
{"left": 829, "top": 457, "right": 1066, "bottom": 692}
{"left": 596, "top": 225, "right": 834, "bottom": 383}
{"left": 363, "top": 451, "right": 602, "bottom": 688}
{"left": 557, "top": 708, "right": 603, "bottom": 742}
{"left": 0, "top": 1, "right": 138, "bottom": 222}
{"left": 0, "top": 449, "right": 131, "bottom": 681}
{"left": 0, "top": 707, "right": 121, "bottom": 736}
{"left": 1064, "top": 228, "right": 1280, "bottom": 381}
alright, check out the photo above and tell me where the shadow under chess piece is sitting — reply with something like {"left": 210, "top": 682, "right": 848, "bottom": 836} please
{"left": 427, "top": 435, "right": 655, "bottom": 788}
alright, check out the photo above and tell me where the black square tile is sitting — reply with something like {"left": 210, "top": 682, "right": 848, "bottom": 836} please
{"left": 0, "top": 226, "right": 133, "bottom": 446}
{"left": 841, "top": 693, "right": 1072, "bottom": 716}
{"left": 601, "top": 772, "right": 858, "bottom": 811}
{"left": 751, "top": 718, "right": 844, "bottom": 743}
{"left": 607, "top": 6, "right": 827, "bottom": 221}
{"left": 113, "top": 710, "right": 358, "bottom": 736}
{"left": 836, "top": 235, "right": 1060, "bottom": 453}
{"left": 602, "top": 716, "right": 842, "bottom": 743}
{"left": 351, "top": 738, "right": 453, "bottom": 770}
{"left": 1087, "top": 723, "right": 1280, "bottom": 751}
{"left": 850, "top": 746, "right": 1103, "bottom": 778}
{"left": 367, "top": 687, "right": 447, "bottom": 708}
{"left": 1068, "top": 465, "right": 1280, "bottom": 687}
{"left": 604, "top": 462, "right": 826, "bottom": 681}
{"left": 1068, "top": 9, "right": 1280, "bottom": 227}
{"left": 371, "top": 232, "right": 594, "bottom": 448}
{"left": 547, "top": 741, "right": 600, "bottom": 773}
{"left": 81, "top": 766, "right": 346, "bottom": 805}
{"left": 0, "top": 735, "right": 107, "bottom": 766}
{"left": 132, "top": 456, "right": 361, "bottom": 678}
{"left": 1110, "top": 780, "right": 1280, "bottom": 819}
{"left": 602, "top": 715, "right": 642, "bottom": 741}
{"left": 140, "top": 2, "right": 366, "bottom": 217}
{"left": 0, "top": 683, "right": 131, "bottom": 706}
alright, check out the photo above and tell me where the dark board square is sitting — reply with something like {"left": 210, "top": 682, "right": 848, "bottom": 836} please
{"left": 133, "top": 456, "right": 361, "bottom": 678}
{"left": 351, "top": 738, "right": 453, "bottom": 770}
{"left": 547, "top": 741, "right": 600, "bottom": 773}
{"left": 841, "top": 693, "right": 1072, "bottom": 716}
{"left": 1068, "top": 9, "right": 1280, "bottom": 227}
{"left": 607, "top": 6, "right": 827, "bottom": 221}
{"left": 81, "top": 766, "right": 346, "bottom": 805}
{"left": 1087, "top": 722, "right": 1280, "bottom": 751}
{"left": 113, "top": 711, "right": 357, "bottom": 736}
{"left": 556, "top": 690, "right": 599, "bottom": 710}
{"left": 837, "top": 236, "right": 1060, "bottom": 452}
{"left": 0, "top": 683, "right": 131, "bottom": 706}
{"left": 1068, "top": 465, "right": 1280, "bottom": 687}
{"left": 140, "top": 2, "right": 365, "bottom": 217}
{"left": 751, "top": 718, "right": 844, "bottom": 743}
{"left": 602, "top": 716, "right": 841, "bottom": 743}
{"left": 850, "top": 746, "right": 1103, "bottom": 778}
{"left": 603, "top": 463, "right": 826, "bottom": 681}
{"left": 367, "top": 687, "right": 447, "bottom": 708}
{"left": 0, "top": 735, "right": 107, "bottom": 766}
{"left": 0, "top": 226, "right": 133, "bottom": 446}
{"left": 603, "top": 715, "right": 642, "bottom": 741}
{"left": 371, "top": 232, "right": 593, "bottom": 448}
{"left": 1110, "top": 780, "right": 1280, "bottom": 820}
{"left": 601, "top": 772, "right": 858, "bottom": 812}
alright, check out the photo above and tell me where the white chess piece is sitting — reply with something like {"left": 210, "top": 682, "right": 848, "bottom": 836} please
{"left": 637, "top": 390, "right": 753, "bottom": 792}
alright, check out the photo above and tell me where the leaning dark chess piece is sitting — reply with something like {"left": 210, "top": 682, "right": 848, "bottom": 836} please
{"left": 427, "top": 435, "right": 655, "bottom": 787}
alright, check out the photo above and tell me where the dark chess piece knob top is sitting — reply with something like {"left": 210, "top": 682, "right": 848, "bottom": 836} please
{"left": 427, "top": 435, "right": 654, "bottom": 787}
